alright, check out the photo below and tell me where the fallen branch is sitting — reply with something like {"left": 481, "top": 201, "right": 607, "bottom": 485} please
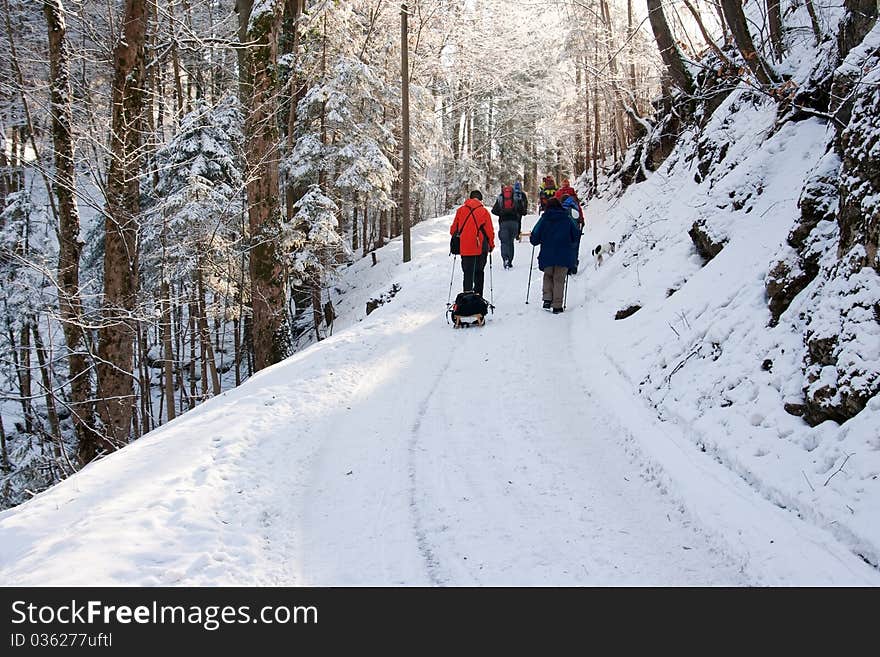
{"left": 824, "top": 452, "right": 853, "bottom": 487}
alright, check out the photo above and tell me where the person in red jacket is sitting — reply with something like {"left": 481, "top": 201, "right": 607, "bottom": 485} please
{"left": 554, "top": 178, "right": 584, "bottom": 227}
{"left": 450, "top": 190, "right": 495, "bottom": 296}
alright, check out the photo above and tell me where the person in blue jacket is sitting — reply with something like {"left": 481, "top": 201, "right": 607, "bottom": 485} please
{"left": 529, "top": 197, "right": 580, "bottom": 313}
{"left": 560, "top": 194, "right": 584, "bottom": 274}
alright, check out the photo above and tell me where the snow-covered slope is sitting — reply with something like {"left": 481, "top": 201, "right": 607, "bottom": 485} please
{"left": 0, "top": 202, "right": 878, "bottom": 585}
{"left": 580, "top": 88, "right": 880, "bottom": 572}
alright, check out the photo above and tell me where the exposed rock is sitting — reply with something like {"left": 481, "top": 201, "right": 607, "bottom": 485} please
{"left": 783, "top": 402, "right": 806, "bottom": 417}
{"left": 801, "top": 256, "right": 880, "bottom": 425}
{"left": 689, "top": 219, "right": 727, "bottom": 263}
{"left": 766, "top": 150, "right": 841, "bottom": 324}
{"left": 614, "top": 304, "right": 642, "bottom": 320}
{"left": 365, "top": 283, "right": 401, "bottom": 316}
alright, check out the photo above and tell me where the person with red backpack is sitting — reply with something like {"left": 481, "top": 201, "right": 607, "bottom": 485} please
{"left": 491, "top": 183, "right": 521, "bottom": 269}
{"left": 450, "top": 190, "right": 495, "bottom": 296}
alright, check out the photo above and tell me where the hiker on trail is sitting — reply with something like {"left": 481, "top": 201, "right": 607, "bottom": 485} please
{"left": 450, "top": 190, "right": 495, "bottom": 296}
{"left": 491, "top": 183, "right": 525, "bottom": 269}
{"left": 529, "top": 197, "right": 579, "bottom": 314}
{"left": 538, "top": 176, "right": 558, "bottom": 214}
{"left": 560, "top": 193, "right": 584, "bottom": 275}
{"left": 513, "top": 181, "right": 529, "bottom": 241}
{"left": 555, "top": 178, "right": 584, "bottom": 228}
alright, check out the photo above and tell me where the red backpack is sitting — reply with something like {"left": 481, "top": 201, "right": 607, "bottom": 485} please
{"left": 501, "top": 186, "right": 515, "bottom": 211}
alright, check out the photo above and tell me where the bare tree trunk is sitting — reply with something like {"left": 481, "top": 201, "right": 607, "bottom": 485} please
{"left": 19, "top": 322, "right": 33, "bottom": 433}
{"left": 284, "top": 0, "right": 304, "bottom": 222}
{"left": 45, "top": 0, "right": 96, "bottom": 463}
{"left": 766, "top": 0, "right": 785, "bottom": 60}
{"left": 199, "top": 297, "right": 208, "bottom": 401}
{"left": 0, "top": 132, "right": 8, "bottom": 211}
{"left": 31, "top": 321, "right": 63, "bottom": 465}
{"left": 168, "top": 0, "right": 186, "bottom": 117}
{"left": 311, "top": 285, "right": 323, "bottom": 341}
{"left": 720, "top": 0, "right": 779, "bottom": 85}
{"left": 378, "top": 209, "right": 387, "bottom": 248}
{"left": 188, "top": 292, "right": 197, "bottom": 407}
{"left": 803, "top": 0, "right": 822, "bottom": 44}
{"left": 4, "top": 314, "right": 28, "bottom": 432}
{"left": 233, "top": 315, "right": 241, "bottom": 386}
{"left": 627, "top": 0, "right": 637, "bottom": 101}
{"left": 0, "top": 412, "right": 8, "bottom": 471}
{"left": 352, "top": 199, "right": 359, "bottom": 251}
{"left": 161, "top": 281, "right": 175, "bottom": 422}
{"left": 362, "top": 202, "right": 368, "bottom": 257}
{"left": 174, "top": 285, "right": 186, "bottom": 414}
{"left": 197, "top": 265, "right": 221, "bottom": 396}
{"left": 137, "top": 322, "right": 151, "bottom": 435}
{"left": 97, "top": 0, "right": 148, "bottom": 447}
{"left": 574, "top": 67, "right": 585, "bottom": 175}
{"left": 238, "top": 0, "right": 288, "bottom": 371}
{"left": 646, "top": 0, "right": 695, "bottom": 97}
{"left": 582, "top": 55, "right": 592, "bottom": 186}
{"left": 682, "top": 0, "right": 734, "bottom": 67}
{"left": 400, "top": 2, "right": 412, "bottom": 263}
{"left": 715, "top": 0, "right": 730, "bottom": 44}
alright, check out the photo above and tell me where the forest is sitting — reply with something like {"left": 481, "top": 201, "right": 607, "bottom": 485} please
{"left": 0, "top": 0, "right": 877, "bottom": 512}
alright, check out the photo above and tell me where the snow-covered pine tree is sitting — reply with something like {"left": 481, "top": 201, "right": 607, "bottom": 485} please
{"left": 0, "top": 190, "right": 67, "bottom": 504}
{"left": 143, "top": 96, "right": 245, "bottom": 412}
{"left": 284, "top": 184, "right": 349, "bottom": 341}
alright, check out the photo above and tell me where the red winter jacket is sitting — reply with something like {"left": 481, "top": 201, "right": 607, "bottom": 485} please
{"left": 450, "top": 198, "right": 495, "bottom": 257}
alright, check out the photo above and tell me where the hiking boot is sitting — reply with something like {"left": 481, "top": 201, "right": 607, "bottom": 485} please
{"left": 552, "top": 307, "right": 564, "bottom": 314}
{"left": 542, "top": 300, "right": 552, "bottom": 309}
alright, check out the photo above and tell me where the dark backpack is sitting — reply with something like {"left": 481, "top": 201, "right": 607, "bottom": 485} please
{"left": 450, "top": 291, "right": 488, "bottom": 320}
{"left": 501, "top": 186, "right": 515, "bottom": 212}
{"left": 450, "top": 207, "right": 477, "bottom": 255}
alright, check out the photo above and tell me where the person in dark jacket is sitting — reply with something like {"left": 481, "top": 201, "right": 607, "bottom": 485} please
{"left": 529, "top": 197, "right": 579, "bottom": 313}
{"left": 491, "top": 184, "right": 521, "bottom": 269}
{"left": 561, "top": 194, "right": 584, "bottom": 274}
{"left": 450, "top": 190, "right": 495, "bottom": 296}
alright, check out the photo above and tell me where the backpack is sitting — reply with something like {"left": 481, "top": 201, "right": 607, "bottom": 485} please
{"left": 513, "top": 182, "right": 525, "bottom": 212}
{"left": 450, "top": 207, "right": 477, "bottom": 255}
{"left": 450, "top": 291, "right": 488, "bottom": 320}
{"left": 501, "top": 186, "right": 515, "bottom": 212}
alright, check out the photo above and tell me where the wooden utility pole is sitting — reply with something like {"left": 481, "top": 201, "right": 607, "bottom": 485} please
{"left": 400, "top": 2, "right": 412, "bottom": 263}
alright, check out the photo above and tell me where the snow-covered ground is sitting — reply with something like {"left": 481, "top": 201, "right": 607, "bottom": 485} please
{"left": 0, "top": 199, "right": 877, "bottom": 585}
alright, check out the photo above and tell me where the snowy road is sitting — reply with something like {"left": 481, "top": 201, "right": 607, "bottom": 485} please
{"left": 0, "top": 214, "right": 877, "bottom": 585}
{"left": 281, "top": 227, "right": 746, "bottom": 585}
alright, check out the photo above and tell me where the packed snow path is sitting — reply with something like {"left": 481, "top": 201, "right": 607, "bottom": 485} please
{"left": 0, "top": 214, "right": 877, "bottom": 585}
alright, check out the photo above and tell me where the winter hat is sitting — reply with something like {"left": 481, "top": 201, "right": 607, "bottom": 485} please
{"left": 514, "top": 181, "right": 522, "bottom": 193}
{"left": 546, "top": 197, "right": 562, "bottom": 209}
{"left": 470, "top": 190, "right": 483, "bottom": 201}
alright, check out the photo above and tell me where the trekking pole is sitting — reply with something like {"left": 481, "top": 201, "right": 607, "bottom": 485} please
{"left": 563, "top": 271, "right": 569, "bottom": 310}
{"left": 525, "top": 245, "right": 535, "bottom": 304}
{"left": 488, "top": 252, "right": 495, "bottom": 313}
{"left": 447, "top": 255, "right": 457, "bottom": 306}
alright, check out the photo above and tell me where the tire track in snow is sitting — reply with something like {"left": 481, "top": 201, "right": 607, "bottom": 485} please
{"left": 407, "top": 347, "right": 456, "bottom": 586}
